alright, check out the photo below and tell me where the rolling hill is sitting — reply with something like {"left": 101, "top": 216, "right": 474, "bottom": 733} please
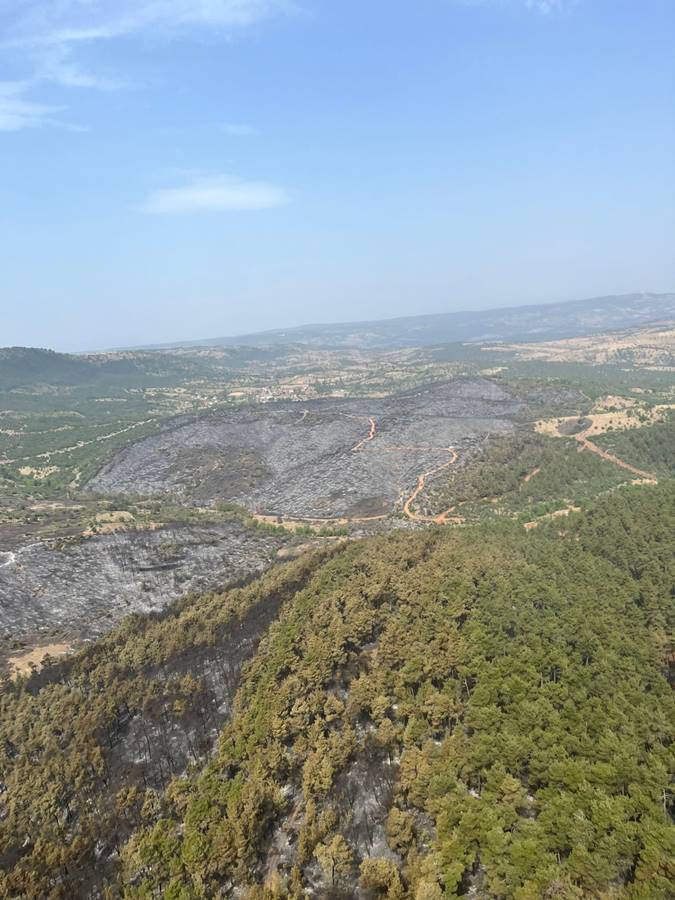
{"left": 142, "top": 292, "right": 675, "bottom": 350}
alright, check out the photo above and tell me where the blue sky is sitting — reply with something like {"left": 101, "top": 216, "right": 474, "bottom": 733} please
{"left": 1, "top": 0, "right": 673, "bottom": 351}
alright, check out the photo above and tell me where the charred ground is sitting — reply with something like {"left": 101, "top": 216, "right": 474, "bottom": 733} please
{"left": 85, "top": 378, "right": 578, "bottom": 519}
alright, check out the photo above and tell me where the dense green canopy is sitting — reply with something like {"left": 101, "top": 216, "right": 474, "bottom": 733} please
{"left": 1, "top": 482, "right": 673, "bottom": 898}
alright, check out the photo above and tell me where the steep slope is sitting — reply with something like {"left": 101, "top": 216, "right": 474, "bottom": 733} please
{"left": 0, "top": 483, "right": 673, "bottom": 898}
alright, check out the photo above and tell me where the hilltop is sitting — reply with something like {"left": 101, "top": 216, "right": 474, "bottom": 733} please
{"left": 139, "top": 292, "right": 675, "bottom": 351}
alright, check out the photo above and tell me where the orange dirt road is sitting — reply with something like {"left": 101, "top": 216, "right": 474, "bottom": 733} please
{"left": 349, "top": 415, "right": 460, "bottom": 524}
{"left": 350, "top": 417, "right": 377, "bottom": 452}
{"left": 402, "top": 449, "right": 458, "bottom": 522}
{"left": 575, "top": 433, "right": 657, "bottom": 482}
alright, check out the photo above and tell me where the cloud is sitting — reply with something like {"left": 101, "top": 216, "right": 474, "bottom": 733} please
{"left": 1, "top": 1, "right": 293, "bottom": 48}
{"left": 464, "top": 0, "right": 575, "bottom": 12}
{"left": 0, "top": 80, "right": 64, "bottom": 131}
{"left": 524, "top": 0, "right": 568, "bottom": 12}
{"left": 32, "top": 45, "right": 124, "bottom": 90}
{"left": 141, "top": 174, "right": 289, "bottom": 214}
{"left": 0, "top": 2, "right": 292, "bottom": 130}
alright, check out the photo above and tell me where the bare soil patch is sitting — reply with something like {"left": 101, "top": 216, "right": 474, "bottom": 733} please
{"left": 536, "top": 402, "right": 674, "bottom": 440}
{"left": 7, "top": 642, "right": 71, "bottom": 679}
{"left": 524, "top": 506, "right": 581, "bottom": 530}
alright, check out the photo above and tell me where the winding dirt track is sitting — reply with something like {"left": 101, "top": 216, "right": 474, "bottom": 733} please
{"left": 344, "top": 410, "right": 658, "bottom": 530}
{"left": 575, "top": 432, "right": 657, "bottom": 482}
{"left": 350, "top": 417, "right": 377, "bottom": 452}
{"left": 349, "top": 415, "right": 459, "bottom": 523}
{"left": 402, "top": 450, "right": 459, "bottom": 522}
{"left": 521, "top": 426, "right": 658, "bottom": 531}
{"left": 2, "top": 417, "right": 159, "bottom": 466}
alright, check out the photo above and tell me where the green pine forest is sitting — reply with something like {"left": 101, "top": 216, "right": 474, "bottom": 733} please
{"left": 0, "top": 482, "right": 673, "bottom": 899}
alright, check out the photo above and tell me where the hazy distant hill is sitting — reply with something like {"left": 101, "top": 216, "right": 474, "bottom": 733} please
{"left": 151, "top": 292, "right": 675, "bottom": 350}
{"left": 0, "top": 347, "right": 204, "bottom": 390}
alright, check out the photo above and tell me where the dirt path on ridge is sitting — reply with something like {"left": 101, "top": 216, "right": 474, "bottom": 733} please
{"left": 350, "top": 417, "right": 377, "bottom": 452}
{"left": 348, "top": 415, "right": 460, "bottom": 523}
{"left": 575, "top": 432, "right": 657, "bottom": 482}
{"left": 401, "top": 450, "right": 459, "bottom": 522}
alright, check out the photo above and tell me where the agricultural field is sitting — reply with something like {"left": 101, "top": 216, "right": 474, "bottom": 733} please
{"left": 480, "top": 322, "right": 675, "bottom": 369}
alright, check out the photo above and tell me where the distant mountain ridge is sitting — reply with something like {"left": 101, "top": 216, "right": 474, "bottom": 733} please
{"left": 0, "top": 347, "right": 203, "bottom": 389}
{"left": 144, "top": 292, "right": 675, "bottom": 350}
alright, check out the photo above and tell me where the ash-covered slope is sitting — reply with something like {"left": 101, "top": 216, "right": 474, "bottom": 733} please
{"left": 0, "top": 520, "right": 283, "bottom": 643}
{"left": 86, "top": 379, "right": 549, "bottom": 519}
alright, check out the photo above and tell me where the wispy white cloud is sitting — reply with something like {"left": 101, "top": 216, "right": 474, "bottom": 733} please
{"left": 31, "top": 45, "right": 124, "bottom": 90}
{"left": 0, "top": 80, "right": 64, "bottom": 131}
{"left": 221, "top": 122, "right": 259, "bottom": 137}
{"left": 0, "top": 1, "right": 292, "bottom": 130}
{"left": 464, "top": 0, "right": 575, "bottom": 12}
{"left": 524, "top": 0, "right": 569, "bottom": 13}
{"left": 141, "top": 174, "right": 289, "bottom": 214}
{"left": 2, "top": 1, "right": 293, "bottom": 48}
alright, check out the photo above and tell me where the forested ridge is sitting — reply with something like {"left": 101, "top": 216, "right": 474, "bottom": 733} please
{"left": 1, "top": 483, "right": 673, "bottom": 898}
{"left": 595, "top": 413, "right": 675, "bottom": 478}
{"left": 423, "top": 430, "right": 630, "bottom": 521}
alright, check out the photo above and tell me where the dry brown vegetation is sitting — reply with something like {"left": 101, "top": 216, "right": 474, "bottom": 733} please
{"left": 7, "top": 641, "right": 71, "bottom": 679}
{"left": 535, "top": 398, "right": 675, "bottom": 439}
{"left": 484, "top": 324, "right": 675, "bottom": 367}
